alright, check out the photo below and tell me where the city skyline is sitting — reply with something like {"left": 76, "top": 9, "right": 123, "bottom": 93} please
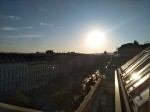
{"left": 0, "top": 0, "right": 150, "bottom": 53}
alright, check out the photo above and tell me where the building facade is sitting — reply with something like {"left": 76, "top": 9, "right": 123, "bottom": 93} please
{"left": 0, "top": 62, "right": 28, "bottom": 94}
{"left": 27, "top": 61, "right": 49, "bottom": 90}
{"left": 0, "top": 52, "right": 95, "bottom": 95}
{"left": 0, "top": 53, "right": 61, "bottom": 95}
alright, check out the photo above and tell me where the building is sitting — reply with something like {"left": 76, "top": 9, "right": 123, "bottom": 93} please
{"left": 48, "top": 63, "right": 60, "bottom": 78}
{"left": 117, "top": 41, "right": 150, "bottom": 64}
{"left": 54, "top": 53, "right": 95, "bottom": 73}
{"left": 74, "top": 54, "right": 95, "bottom": 70}
{"left": 27, "top": 61, "right": 49, "bottom": 90}
{"left": 0, "top": 62, "right": 28, "bottom": 94}
{"left": 0, "top": 52, "right": 95, "bottom": 95}
{"left": 0, "top": 53, "right": 59, "bottom": 95}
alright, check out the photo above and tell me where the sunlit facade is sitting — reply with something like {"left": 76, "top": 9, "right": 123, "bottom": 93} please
{"left": 115, "top": 46, "right": 150, "bottom": 112}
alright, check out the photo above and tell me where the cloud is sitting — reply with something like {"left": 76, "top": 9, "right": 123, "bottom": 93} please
{"left": 1, "top": 27, "right": 19, "bottom": 31}
{"left": 0, "top": 14, "right": 20, "bottom": 20}
{"left": 22, "top": 26, "right": 34, "bottom": 29}
{"left": 1, "top": 26, "right": 34, "bottom": 31}
{"left": 10, "top": 34, "right": 44, "bottom": 38}
{"left": 8, "top": 16, "right": 20, "bottom": 20}
{"left": 0, "top": 34, "right": 44, "bottom": 39}
{"left": 40, "top": 22, "right": 53, "bottom": 27}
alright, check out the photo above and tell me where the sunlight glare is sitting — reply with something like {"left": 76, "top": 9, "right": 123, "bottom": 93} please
{"left": 130, "top": 73, "right": 140, "bottom": 81}
{"left": 87, "top": 31, "right": 105, "bottom": 49}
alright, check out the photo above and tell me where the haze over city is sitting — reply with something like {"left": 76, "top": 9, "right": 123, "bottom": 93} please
{"left": 0, "top": 0, "right": 149, "bottom": 53}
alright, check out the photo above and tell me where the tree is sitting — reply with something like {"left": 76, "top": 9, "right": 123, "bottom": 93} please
{"left": 48, "top": 90, "right": 71, "bottom": 111}
{"left": 6, "top": 91, "right": 29, "bottom": 107}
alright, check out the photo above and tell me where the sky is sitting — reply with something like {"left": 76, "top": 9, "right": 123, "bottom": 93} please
{"left": 0, "top": 0, "right": 150, "bottom": 53}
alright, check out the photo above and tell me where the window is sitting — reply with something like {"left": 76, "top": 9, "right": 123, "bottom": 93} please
{"left": 8, "top": 67, "right": 10, "bottom": 71}
{"left": 3, "top": 67, "right": 6, "bottom": 71}
{"left": 0, "top": 72, "right": 2, "bottom": 79}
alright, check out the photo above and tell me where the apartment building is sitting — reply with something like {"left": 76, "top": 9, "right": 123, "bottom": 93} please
{"left": 27, "top": 61, "right": 49, "bottom": 90}
{"left": 0, "top": 62, "right": 28, "bottom": 94}
{"left": 0, "top": 53, "right": 60, "bottom": 95}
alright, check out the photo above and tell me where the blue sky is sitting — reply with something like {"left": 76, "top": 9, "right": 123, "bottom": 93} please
{"left": 0, "top": 0, "right": 150, "bottom": 53}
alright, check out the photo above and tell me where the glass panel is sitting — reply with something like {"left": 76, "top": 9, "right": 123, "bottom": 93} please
{"left": 128, "top": 73, "right": 149, "bottom": 92}
{"left": 125, "top": 63, "right": 150, "bottom": 88}
{"left": 134, "top": 87, "right": 149, "bottom": 107}
{"left": 133, "top": 73, "right": 149, "bottom": 88}
{"left": 124, "top": 54, "right": 149, "bottom": 76}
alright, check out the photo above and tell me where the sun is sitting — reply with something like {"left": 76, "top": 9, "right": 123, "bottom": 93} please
{"left": 87, "top": 31, "right": 105, "bottom": 49}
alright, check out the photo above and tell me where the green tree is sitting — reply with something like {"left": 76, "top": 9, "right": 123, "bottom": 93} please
{"left": 6, "top": 91, "right": 29, "bottom": 107}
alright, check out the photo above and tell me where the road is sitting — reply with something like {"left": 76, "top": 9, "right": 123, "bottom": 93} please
{"left": 84, "top": 79, "right": 115, "bottom": 112}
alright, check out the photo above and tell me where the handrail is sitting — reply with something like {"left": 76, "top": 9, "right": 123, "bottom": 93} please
{"left": 115, "top": 70, "right": 122, "bottom": 112}
{"left": 117, "top": 69, "right": 132, "bottom": 112}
